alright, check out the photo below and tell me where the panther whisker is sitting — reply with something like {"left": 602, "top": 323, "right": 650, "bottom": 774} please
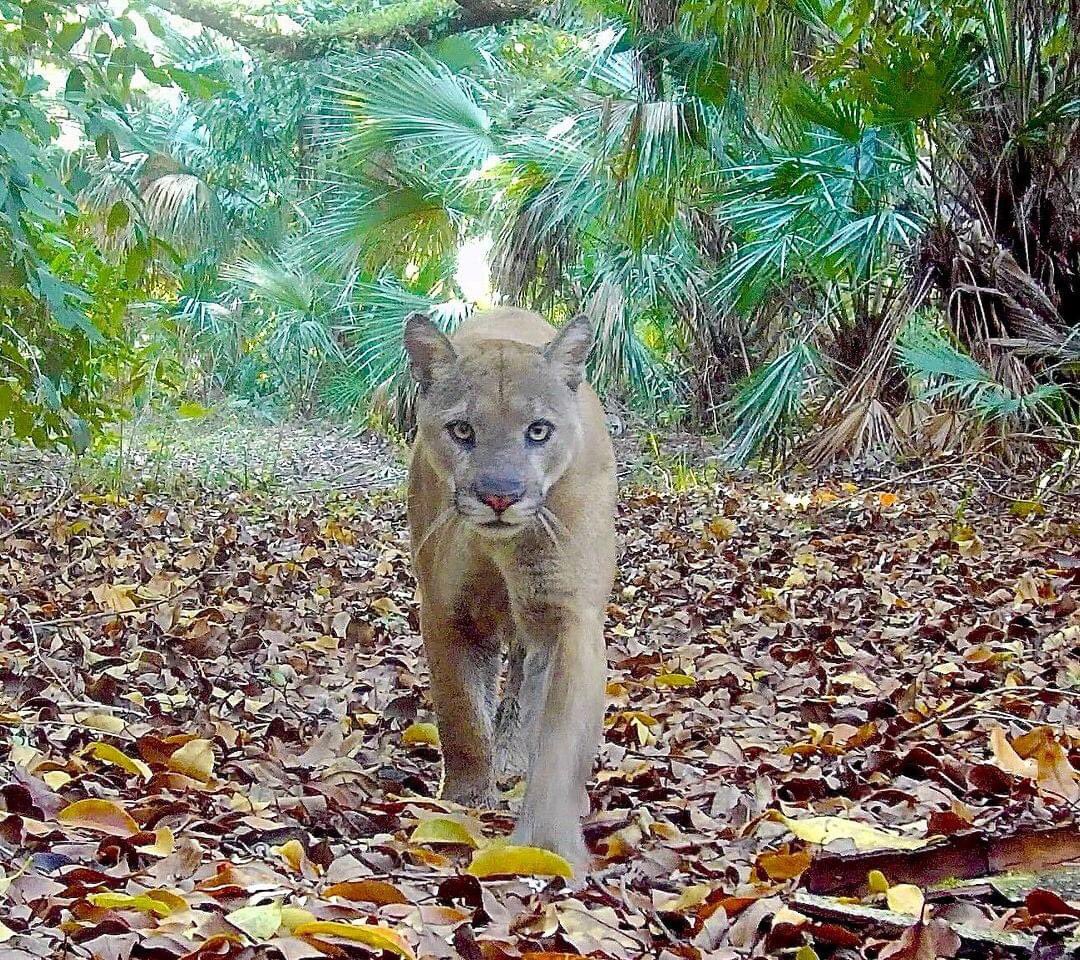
{"left": 540, "top": 505, "right": 569, "bottom": 540}
{"left": 535, "top": 509, "right": 560, "bottom": 549}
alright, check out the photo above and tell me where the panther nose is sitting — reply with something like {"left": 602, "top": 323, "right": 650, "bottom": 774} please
{"left": 480, "top": 494, "right": 517, "bottom": 513}
{"left": 475, "top": 475, "right": 525, "bottom": 514}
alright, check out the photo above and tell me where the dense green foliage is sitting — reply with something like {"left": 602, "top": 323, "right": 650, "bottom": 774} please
{"left": 2, "top": 0, "right": 1077, "bottom": 461}
{"left": 0, "top": 1, "right": 152, "bottom": 449}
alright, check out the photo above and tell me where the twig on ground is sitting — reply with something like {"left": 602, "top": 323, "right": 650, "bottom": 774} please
{"left": 903, "top": 684, "right": 1078, "bottom": 739}
{"left": 2, "top": 478, "right": 70, "bottom": 536}
{"left": 823, "top": 462, "right": 970, "bottom": 507}
{"left": 19, "top": 605, "right": 76, "bottom": 702}
{"left": 3, "top": 716, "right": 140, "bottom": 742}
{"left": 29, "top": 597, "right": 182, "bottom": 628}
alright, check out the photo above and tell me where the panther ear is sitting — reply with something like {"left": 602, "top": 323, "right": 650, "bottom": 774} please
{"left": 404, "top": 313, "right": 457, "bottom": 393}
{"left": 544, "top": 313, "right": 595, "bottom": 390}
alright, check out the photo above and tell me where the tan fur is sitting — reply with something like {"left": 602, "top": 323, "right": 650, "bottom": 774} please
{"left": 404, "top": 307, "right": 616, "bottom": 868}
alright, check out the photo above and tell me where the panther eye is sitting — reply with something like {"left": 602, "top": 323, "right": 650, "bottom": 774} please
{"left": 447, "top": 420, "right": 475, "bottom": 445}
{"left": 526, "top": 420, "right": 553, "bottom": 444}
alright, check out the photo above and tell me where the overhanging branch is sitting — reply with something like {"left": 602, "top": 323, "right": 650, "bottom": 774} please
{"left": 154, "top": 0, "right": 543, "bottom": 60}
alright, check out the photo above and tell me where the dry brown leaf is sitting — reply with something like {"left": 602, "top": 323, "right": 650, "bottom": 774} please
{"left": 878, "top": 919, "right": 961, "bottom": 960}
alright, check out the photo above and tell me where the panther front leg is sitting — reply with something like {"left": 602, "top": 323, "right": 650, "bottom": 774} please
{"left": 511, "top": 612, "right": 606, "bottom": 871}
{"left": 494, "top": 632, "right": 542, "bottom": 783}
{"left": 422, "top": 605, "right": 500, "bottom": 808}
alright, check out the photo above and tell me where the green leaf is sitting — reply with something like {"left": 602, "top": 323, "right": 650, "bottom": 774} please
{"left": 177, "top": 400, "right": 211, "bottom": 420}
{"left": 69, "top": 417, "right": 92, "bottom": 455}
{"left": 107, "top": 200, "right": 129, "bottom": 233}
{"left": 22, "top": 1, "right": 48, "bottom": 37}
{"left": 226, "top": 901, "right": 282, "bottom": 941}
{"left": 125, "top": 242, "right": 147, "bottom": 283}
{"left": 143, "top": 13, "right": 167, "bottom": 38}
{"left": 55, "top": 21, "right": 86, "bottom": 53}
{"left": 39, "top": 377, "right": 60, "bottom": 411}
{"left": 65, "top": 67, "right": 86, "bottom": 99}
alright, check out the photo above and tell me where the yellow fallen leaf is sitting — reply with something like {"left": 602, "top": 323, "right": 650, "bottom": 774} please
{"left": 707, "top": 516, "right": 739, "bottom": 539}
{"left": 276, "top": 838, "right": 312, "bottom": 873}
{"left": 868, "top": 869, "right": 890, "bottom": 894}
{"left": 147, "top": 888, "right": 189, "bottom": 914}
{"left": 322, "top": 519, "right": 356, "bottom": 545}
{"left": 613, "top": 710, "right": 659, "bottom": 727}
{"left": 167, "top": 738, "right": 216, "bottom": 782}
{"left": 371, "top": 597, "right": 402, "bottom": 617}
{"left": 226, "top": 901, "right": 282, "bottom": 941}
{"left": 91, "top": 582, "right": 138, "bottom": 612}
{"left": 1014, "top": 572, "right": 1049, "bottom": 605}
{"left": 136, "top": 827, "right": 175, "bottom": 858}
{"left": 957, "top": 534, "right": 985, "bottom": 557}
{"left": 660, "top": 884, "right": 714, "bottom": 912}
{"left": 772, "top": 906, "right": 808, "bottom": 927}
{"left": 0, "top": 921, "right": 14, "bottom": 943}
{"left": 775, "top": 814, "right": 926, "bottom": 851}
{"left": 466, "top": 843, "right": 574, "bottom": 879}
{"left": 322, "top": 880, "right": 409, "bottom": 905}
{"left": 10, "top": 744, "right": 39, "bottom": 768}
{"left": 878, "top": 492, "right": 899, "bottom": 508}
{"left": 1013, "top": 726, "right": 1080, "bottom": 801}
{"left": 280, "top": 906, "right": 317, "bottom": 932}
{"left": 989, "top": 725, "right": 1038, "bottom": 778}
{"left": 402, "top": 722, "right": 440, "bottom": 747}
{"left": 784, "top": 568, "right": 810, "bottom": 588}
{"left": 230, "top": 793, "right": 271, "bottom": 814}
{"left": 88, "top": 890, "right": 186, "bottom": 917}
{"left": 77, "top": 712, "right": 126, "bottom": 734}
{"left": 1010, "top": 500, "right": 1045, "bottom": 519}
{"left": 404, "top": 845, "right": 451, "bottom": 868}
{"left": 42, "top": 771, "right": 71, "bottom": 790}
{"left": 654, "top": 672, "right": 696, "bottom": 688}
{"left": 410, "top": 815, "right": 482, "bottom": 848}
{"left": 758, "top": 847, "right": 812, "bottom": 880}
{"left": 796, "top": 946, "right": 820, "bottom": 960}
{"left": 834, "top": 672, "right": 878, "bottom": 693}
{"left": 293, "top": 921, "right": 415, "bottom": 959}
{"left": 57, "top": 798, "right": 140, "bottom": 838}
{"left": 886, "top": 883, "right": 925, "bottom": 916}
{"left": 88, "top": 742, "right": 152, "bottom": 780}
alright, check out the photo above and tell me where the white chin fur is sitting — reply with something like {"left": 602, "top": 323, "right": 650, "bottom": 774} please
{"left": 469, "top": 518, "right": 526, "bottom": 538}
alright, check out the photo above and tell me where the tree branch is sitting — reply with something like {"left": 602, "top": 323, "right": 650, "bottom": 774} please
{"left": 153, "top": 0, "right": 543, "bottom": 60}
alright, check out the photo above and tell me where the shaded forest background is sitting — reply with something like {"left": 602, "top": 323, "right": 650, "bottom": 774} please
{"left": 2, "top": 0, "right": 1079, "bottom": 469}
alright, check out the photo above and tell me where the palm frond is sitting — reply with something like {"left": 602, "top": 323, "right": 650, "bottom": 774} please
{"left": 582, "top": 254, "right": 678, "bottom": 406}
{"left": 724, "top": 340, "right": 820, "bottom": 464}
{"left": 141, "top": 174, "right": 225, "bottom": 254}
{"left": 335, "top": 279, "right": 470, "bottom": 403}
{"left": 898, "top": 320, "right": 1065, "bottom": 423}
{"left": 222, "top": 254, "right": 322, "bottom": 316}
{"left": 328, "top": 52, "right": 495, "bottom": 182}
{"left": 301, "top": 176, "right": 465, "bottom": 276}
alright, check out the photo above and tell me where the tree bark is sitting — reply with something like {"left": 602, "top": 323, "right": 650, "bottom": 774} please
{"left": 153, "top": 0, "right": 543, "bottom": 60}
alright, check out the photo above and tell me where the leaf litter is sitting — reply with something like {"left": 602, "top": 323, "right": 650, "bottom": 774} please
{"left": 1, "top": 453, "right": 1079, "bottom": 959}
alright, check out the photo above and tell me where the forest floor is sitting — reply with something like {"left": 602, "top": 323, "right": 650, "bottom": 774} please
{"left": 1, "top": 415, "right": 1079, "bottom": 959}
